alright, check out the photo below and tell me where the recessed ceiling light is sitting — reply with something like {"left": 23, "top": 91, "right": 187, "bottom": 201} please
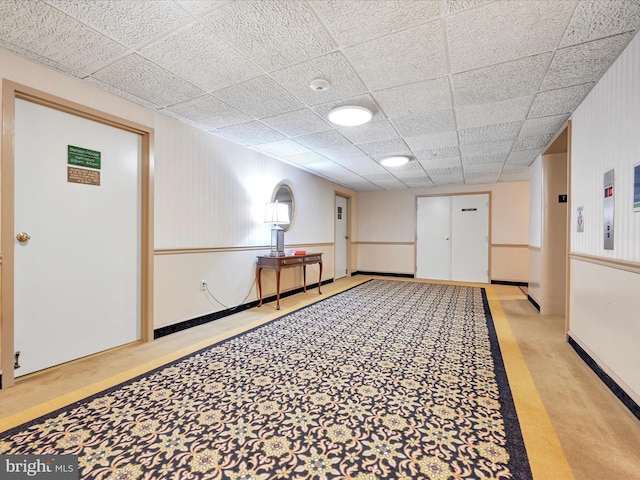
{"left": 380, "top": 155, "right": 410, "bottom": 167}
{"left": 327, "top": 105, "right": 372, "bottom": 126}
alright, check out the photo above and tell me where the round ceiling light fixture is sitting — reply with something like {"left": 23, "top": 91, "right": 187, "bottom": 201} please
{"left": 327, "top": 105, "right": 372, "bottom": 126}
{"left": 380, "top": 155, "right": 410, "bottom": 167}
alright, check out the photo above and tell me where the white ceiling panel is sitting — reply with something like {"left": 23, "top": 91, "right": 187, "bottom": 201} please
{"left": 309, "top": 0, "right": 439, "bottom": 47}
{"left": 528, "top": 83, "right": 594, "bottom": 118}
{"left": 499, "top": 168, "right": 530, "bottom": 182}
{"left": 271, "top": 52, "right": 367, "bottom": 106}
{"left": 261, "top": 109, "right": 332, "bottom": 138}
{"left": 446, "top": 0, "right": 574, "bottom": 73}
{"left": 3, "top": 0, "right": 639, "bottom": 190}
{"left": 202, "top": 0, "right": 335, "bottom": 71}
{"left": 372, "top": 77, "right": 453, "bottom": 119}
{"left": 541, "top": 33, "right": 633, "bottom": 91}
{"left": 344, "top": 22, "right": 447, "bottom": 91}
{"left": 141, "top": 22, "right": 261, "bottom": 92}
{"left": 1, "top": 1, "right": 128, "bottom": 76}
{"left": 560, "top": 0, "right": 640, "bottom": 47}
{"left": 452, "top": 53, "right": 552, "bottom": 106}
{"left": 167, "top": 95, "right": 251, "bottom": 129}
{"left": 92, "top": 54, "right": 205, "bottom": 107}
{"left": 212, "top": 76, "right": 304, "bottom": 119}
{"left": 46, "top": 0, "right": 192, "bottom": 49}
{"left": 214, "top": 121, "right": 286, "bottom": 145}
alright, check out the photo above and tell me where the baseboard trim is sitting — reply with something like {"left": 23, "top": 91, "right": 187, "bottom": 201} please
{"left": 491, "top": 280, "right": 528, "bottom": 287}
{"left": 351, "top": 271, "right": 415, "bottom": 278}
{"left": 527, "top": 295, "right": 541, "bottom": 311}
{"left": 568, "top": 335, "right": 640, "bottom": 421}
{"left": 154, "top": 279, "right": 334, "bottom": 339}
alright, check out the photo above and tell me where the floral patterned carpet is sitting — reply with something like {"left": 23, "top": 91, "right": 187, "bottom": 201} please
{"left": 0, "top": 280, "right": 532, "bottom": 479}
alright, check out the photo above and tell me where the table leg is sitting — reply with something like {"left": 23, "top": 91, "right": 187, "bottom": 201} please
{"left": 303, "top": 265, "right": 307, "bottom": 292}
{"left": 276, "top": 269, "right": 281, "bottom": 310}
{"left": 257, "top": 265, "right": 263, "bottom": 307}
{"left": 318, "top": 261, "right": 323, "bottom": 294}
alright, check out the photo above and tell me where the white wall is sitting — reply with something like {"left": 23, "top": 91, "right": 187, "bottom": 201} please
{"left": 568, "top": 32, "right": 640, "bottom": 403}
{"left": 0, "top": 48, "right": 355, "bottom": 331}
{"left": 357, "top": 182, "right": 530, "bottom": 281}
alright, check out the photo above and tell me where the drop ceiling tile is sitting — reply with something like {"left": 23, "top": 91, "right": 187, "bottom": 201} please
{"left": 443, "top": 0, "right": 495, "bottom": 15}
{"left": 261, "top": 109, "right": 332, "bottom": 137}
{"left": 520, "top": 114, "right": 569, "bottom": 137}
{"left": 167, "top": 95, "right": 251, "bottom": 129}
{"left": 47, "top": 0, "right": 192, "bottom": 49}
{"left": 280, "top": 151, "right": 330, "bottom": 166}
{"left": 455, "top": 96, "right": 533, "bottom": 129}
{"left": 464, "top": 171, "right": 500, "bottom": 184}
{"left": 1, "top": 1, "right": 128, "bottom": 76}
{"left": 431, "top": 173, "right": 465, "bottom": 185}
{"left": 316, "top": 143, "right": 372, "bottom": 164}
{"left": 140, "top": 22, "right": 261, "bottom": 92}
{"left": 252, "top": 140, "right": 311, "bottom": 157}
{"left": 425, "top": 166, "right": 463, "bottom": 176}
{"left": 405, "top": 132, "right": 459, "bottom": 151}
{"left": 337, "top": 121, "right": 399, "bottom": 145}
{"left": 344, "top": 22, "right": 447, "bottom": 91}
{"left": 560, "top": 0, "right": 640, "bottom": 47}
{"left": 462, "top": 153, "right": 507, "bottom": 166}
{"left": 309, "top": 0, "right": 439, "bottom": 47}
{"left": 528, "top": 83, "right": 593, "bottom": 118}
{"left": 499, "top": 168, "right": 530, "bottom": 182}
{"left": 460, "top": 141, "right": 512, "bottom": 157}
{"left": 513, "top": 133, "right": 554, "bottom": 151}
{"left": 358, "top": 138, "right": 410, "bottom": 158}
{"left": 213, "top": 121, "right": 286, "bottom": 145}
{"left": 393, "top": 110, "right": 456, "bottom": 137}
{"left": 334, "top": 158, "right": 387, "bottom": 176}
{"left": 419, "top": 156, "right": 463, "bottom": 170}
{"left": 342, "top": 181, "right": 382, "bottom": 191}
{"left": 452, "top": 53, "right": 551, "bottom": 106}
{"left": 506, "top": 149, "right": 539, "bottom": 166}
{"left": 446, "top": 0, "right": 574, "bottom": 72}
{"left": 312, "top": 94, "right": 386, "bottom": 123}
{"left": 415, "top": 146, "right": 461, "bottom": 161}
{"left": 402, "top": 177, "right": 435, "bottom": 188}
{"left": 158, "top": 108, "right": 204, "bottom": 130}
{"left": 294, "top": 130, "right": 351, "bottom": 150}
{"left": 92, "top": 54, "right": 205, "bottom": 107}
{"left": 372, "top": 77, "right": 452, "bottom": 119}
{"left": 202, "top": 0, "right": 335, "bottom": 71}
{"left": 175, "top": 0, "right": 230, "bottom": 16}
{"left": 84, "top": 77, "right": 159, "bottom": 109}
{"left": 270, "top": 52, "right": 367, "bottom": 105}
{"left": 387, "top": 161, "right": 427, "bottom": 178}
{"left": 542, "top": 33, "right": 633, "bottom": 91}
{"left": 212, "top": 76, "right": 304, "bottom": 119}
{"left": 460, "top": 122, "right": 522, "bottom": 145}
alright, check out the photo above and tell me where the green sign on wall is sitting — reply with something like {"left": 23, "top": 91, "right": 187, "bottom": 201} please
{"left": 68, "top": 145, "right": 101, "bottom": 169}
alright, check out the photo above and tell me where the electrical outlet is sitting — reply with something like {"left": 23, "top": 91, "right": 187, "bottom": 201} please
{"left": 201, "top": 280, "right": 207, "bottom": 291}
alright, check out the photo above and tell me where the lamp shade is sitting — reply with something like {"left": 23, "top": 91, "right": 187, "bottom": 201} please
{"left": 264, "top": 201, "right": 290, "bottom": 225}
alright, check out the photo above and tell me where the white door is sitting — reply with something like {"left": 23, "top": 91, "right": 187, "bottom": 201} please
{"left": 335, "top": 195, "right": 348, "bottom": 279}
{"left": 416, "top": 194, "right": 489, "bottom": 283}
{"left": 451, "top": 194, "right": 489, "bottom": 283}
{"left": 14, "top": 98, "right": 141, "bottom": 377}
{"left": 416, "top": 196, "right": 452, "bottom": 280}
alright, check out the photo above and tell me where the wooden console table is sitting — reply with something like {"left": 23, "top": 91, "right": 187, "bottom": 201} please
{"left": 256, "top": 253, "right": 323, "bottom": 310}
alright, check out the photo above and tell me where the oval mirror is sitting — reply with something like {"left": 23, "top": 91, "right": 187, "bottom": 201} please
{"left": 272, "top": 183, "right": 295, "bottom": 232}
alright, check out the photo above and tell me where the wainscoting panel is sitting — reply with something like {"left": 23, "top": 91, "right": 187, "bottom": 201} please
{"left": 569, "top": 255, "right": 640, "bottom": 407}
{"left": 356, "top": 243, "right": 415, "bottom": 275}
{"left": 491, "top": 244, "right": 528, "bottom": 283}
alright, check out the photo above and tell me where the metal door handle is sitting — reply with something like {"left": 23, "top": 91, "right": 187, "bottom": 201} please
{"left": 445, "top": 236, "right": 450, "bottom": 240}
{"left": 16, "top": 232, "right": 31, "bottom": 243}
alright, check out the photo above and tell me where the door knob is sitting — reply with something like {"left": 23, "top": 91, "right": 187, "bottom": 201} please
{"left": 445, "top": 236, "right": 450, "bottom": 240}
{"left": 16, "top": 232, "right": 31, "bottom": 243}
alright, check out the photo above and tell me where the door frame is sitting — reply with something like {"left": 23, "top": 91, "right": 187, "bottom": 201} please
{"left": 1, "top": 80, "right": 155, "bottom": 388}
{"left": 415, "top": 191, "right": 492, "bottom": 282}
{"left": 334, "top": 192, "right": 351, "bottom": 279}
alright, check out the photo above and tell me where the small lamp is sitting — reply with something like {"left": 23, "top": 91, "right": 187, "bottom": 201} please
{"left": 264, "top": 201, "right": 290, "bottom": 256}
